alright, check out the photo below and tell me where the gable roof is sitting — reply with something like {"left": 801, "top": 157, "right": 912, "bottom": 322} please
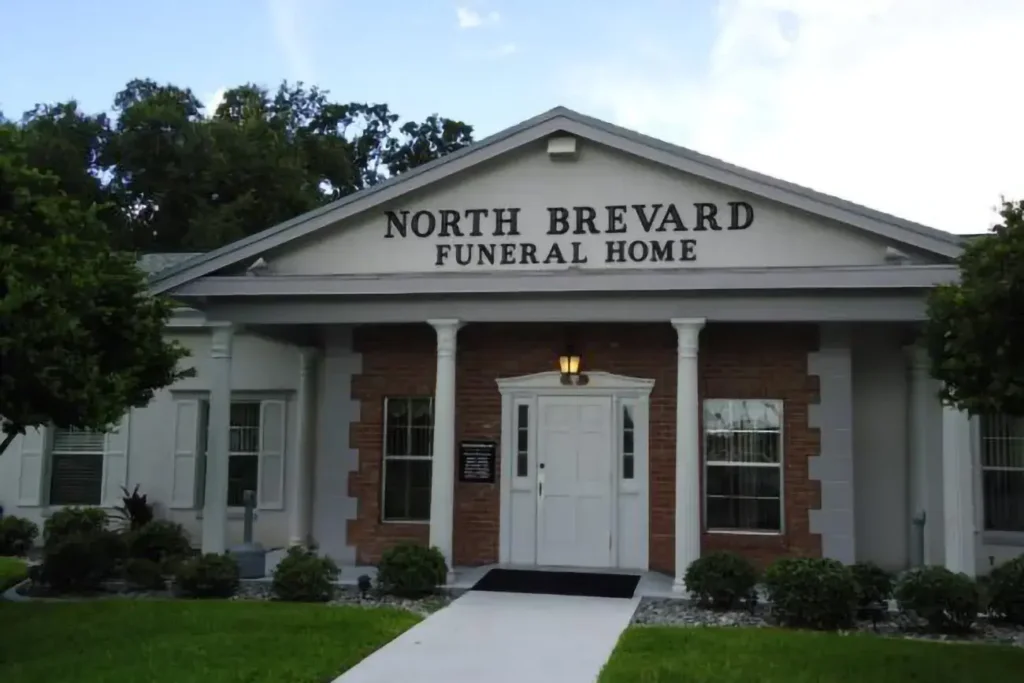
{"left": 149, "top": 106, "right": 965, "bottom": 295}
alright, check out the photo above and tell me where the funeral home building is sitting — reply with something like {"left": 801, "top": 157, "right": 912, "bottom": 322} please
{"left": 2, "top": 106, "right": 1020, "bottom": 584}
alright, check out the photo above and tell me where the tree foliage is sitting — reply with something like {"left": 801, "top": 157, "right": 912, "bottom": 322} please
{"left": 0, "top": 124, "right": 191, "bottom": 455}
{"left": 924, "top": 199, "right": 1024, "bottom": 415}
{"left": 4, "top": 79, "right": 474, "bottom": 252}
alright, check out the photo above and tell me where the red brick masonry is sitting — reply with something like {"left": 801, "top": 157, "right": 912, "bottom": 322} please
{"left": 348, "top": 323, "right": 822, "bottom": 573}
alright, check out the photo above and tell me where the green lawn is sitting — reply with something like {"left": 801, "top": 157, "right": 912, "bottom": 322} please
{"left": 0, "top": 556, "right": 28, "bottom": 591}
{"left": 0, "top": 600, "right": 420, "bottom": 683}
{"left": 599, "top": 626, "right": 1024, "bottom": 683}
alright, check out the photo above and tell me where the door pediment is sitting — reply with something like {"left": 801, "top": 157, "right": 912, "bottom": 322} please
{"left": 497, "top": 370, "right": 655, "bottom": 395}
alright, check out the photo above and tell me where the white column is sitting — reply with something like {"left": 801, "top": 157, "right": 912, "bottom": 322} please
{"left": 289, "top": 348, "right": 318, "bottom": 546}
{"left": 942, "top": 404, "right": 976, "bottom": 575}
{"left": 904, "top": 345, "right": 932, "bottom": 564}
{"left": 671, "top": 318, "right": 705, "bottom": 591}
{"left": 428, "top": 319, "right": 461, "bottom": 573}
{"left": 202, "top": 323, "right": 233, "bottom": 554}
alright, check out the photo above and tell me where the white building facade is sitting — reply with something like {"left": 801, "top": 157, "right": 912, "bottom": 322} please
{"left": 1, "top": 108, "right": 1020, "bottom": 582}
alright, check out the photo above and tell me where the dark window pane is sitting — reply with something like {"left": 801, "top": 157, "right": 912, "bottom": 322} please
{"left": 623, "top": 454, "right": 634, "bottom": 480}
{"left": 517, "top": 452, "right": 528, "bottom": 478}
{"left": 517, "top": 404, "right": 529, "bottom": 432}
{"left": 623, "top": 429, "right": 634, "bottom": 455}
{"left": 983, "top": 470, "right": 1024, "bottom": 532}
{"left": 50, "top": 453, "right": 103, "bottom": 505}
{"left": 227, "top": 455, "right": 259, "bottom": 507}
{"left": 410, "top": 399, "right": 433, "bottom": 427}
{"left": 707, "top": 495, "right": 781, "bottom": 531}
{"left": 383, "top": 459, "right": 432, "bottom": 521}
{"left": 623, "top": 404, "right": 634, "bottom": 431}
{"left": 706, "top": 465, "right": 780, "bottom": 498}
{"left": 517, "top": 428, "right": 528, "bottom": 454}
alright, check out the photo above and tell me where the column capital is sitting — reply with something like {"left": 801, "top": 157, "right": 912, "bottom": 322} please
{"left": 671, "top": 318, "right": 705, "bottom": 358}
{"left": 903, "top": 344, "right": 931, "bottom": 374}
{"left": 210, "top": 323, "right": 234, "bottom": 360}
{"left": 428, "top": 319, "right": 462, "bottom": 357}
{"left": 298, "top": 347, "right": 319, "bottom": 376}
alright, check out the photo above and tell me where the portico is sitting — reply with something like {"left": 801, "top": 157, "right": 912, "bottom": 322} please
{"left": 138, "top": 106, "right": 996, "bottom": 585}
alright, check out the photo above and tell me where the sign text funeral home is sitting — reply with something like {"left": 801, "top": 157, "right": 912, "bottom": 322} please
{"left": 383, "top": 202, "right": 755, "bottom": 267}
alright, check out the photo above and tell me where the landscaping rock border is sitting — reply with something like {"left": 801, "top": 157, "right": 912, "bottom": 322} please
{"left": 632, "top": 597, "right": 1024, "bottom": 647}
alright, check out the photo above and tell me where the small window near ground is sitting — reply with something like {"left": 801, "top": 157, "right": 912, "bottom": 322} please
{"left": 703, "top": 399, "right": 783, "bottom": 533}
{"left": 382, "top": 397, "right": 434, "bottom": 522}
{"left": 980, "top": 414, "right": 1024, "bottom": 532}
{"left": 50, "top": 427, "right": 105, "bottom": 505}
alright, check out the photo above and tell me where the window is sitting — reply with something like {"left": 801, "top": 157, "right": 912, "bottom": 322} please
{"left": 227, "top": 402, "right": 260, "bottom": 508}
{"left": 980, "top": 414, "right": 1024, "bottom": 532}
{"left": 382, "top": 397, "right": 433, "bottom": 521}
{"left": 703, "top": 399, "right": 783, "bottom": 532}
{"left": 515, "top": 403, "right": 529, "bottom": 478}
{"left": 50, "top": 427, "right": 106, "bottom": 505}
{"left": 621, "top": 403, "right": 635, "bottom": 480}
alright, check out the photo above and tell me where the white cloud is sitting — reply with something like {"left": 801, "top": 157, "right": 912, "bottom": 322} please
{"left": 204, "top": 87, "right": 226, "bottom": 116}
{"left": 457, "top": 7, "right": 500, "bottom": 29}
{"left": 568, "top": 0, "right": 1024, "bottom": 234}
{"left": 266, "top": 0, "right": 316, "bottom": 82}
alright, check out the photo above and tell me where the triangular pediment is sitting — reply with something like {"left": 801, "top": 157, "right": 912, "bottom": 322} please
{"left": 150, "top": 107, "right": 963, "bottom": 294}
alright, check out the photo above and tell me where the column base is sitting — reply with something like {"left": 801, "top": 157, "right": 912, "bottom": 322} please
{"left": 672, "top": 577, "right": 688, "bottom": 594}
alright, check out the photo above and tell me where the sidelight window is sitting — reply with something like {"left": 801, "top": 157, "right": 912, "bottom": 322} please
{"left": 515, "top": 402, "right": 530, "bottom": 478}
{"left": 980, "top": 414, "right": 1024, "bottom": 532}
{"left": 382, "top": 397, "right": 434, "bottom": 522}
{"left": 703, "top": 399, "right": 783, "bottom": 532}
{"left": 621, "top": 403, "right": 635, "bottom": 480}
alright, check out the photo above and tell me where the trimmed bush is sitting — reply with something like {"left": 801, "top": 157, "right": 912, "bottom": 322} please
{"left": 126, "top": 520, "right": 192, "bottom": 565}
{"left": 36, "top": 530, "right": 122, "bottom": 593}
{"left": 850, "top": 561, "right": 894, "bottom": 609}
{"left": 895, "top": 566, "right": 980, "bottom": 633}
{"left": 376, "top": 543, "right": 447, "bottom": 598}
{"left": 174, "top": 553, "right": 240, "bottom": 598}
{"left": 272, "top": 545, "right": 340, "bottom": 602}
{"left": 764, "top": 557, "right": 858, "bottom": 630}
{"left": 684, "top": 552, "right": 759, "bottom": 609}
{"left": 0, "top": 515, "right": 39, "bottom": 556}
{"left": 43, "top": 507, "right": 108, "bottom": 547}
{"left": 985, "top": 555, "right": 1024, "bottom": 625}
{"left": 124, "top": 557, "right": 166, "bottom": 591}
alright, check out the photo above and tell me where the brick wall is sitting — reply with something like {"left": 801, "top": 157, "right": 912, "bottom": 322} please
{"left": 348, "top": 322, "right": 821, "bottom": 572}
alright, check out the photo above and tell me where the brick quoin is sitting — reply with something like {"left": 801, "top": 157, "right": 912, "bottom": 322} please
{"left": 348, "top": 323, "right": 822, "bottom": 573}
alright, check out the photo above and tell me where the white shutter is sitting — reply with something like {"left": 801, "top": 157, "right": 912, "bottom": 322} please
{"left": 101, "top": 413, "right": 131, "bottom": 506}
{"left": 17, "top": 427, "right": 48, "bottom": 506}
{"left": 257, "top": 399, "right": 286, "bottom": 510}
{"left": 170, "top": 399, "right": 203, "bottom": 509}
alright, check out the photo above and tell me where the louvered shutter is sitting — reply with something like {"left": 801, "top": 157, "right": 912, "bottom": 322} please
{"left": 17, "top": 427, "right": 48, "bottom": 506}
{"left": 170, "top": 400, "right": 203, "bottom": 509}
{"left": 101, "top": 413, "right": 131, "bottom": 506}
{"left": 257, "top": 400, "right": 286, "bottom": 510}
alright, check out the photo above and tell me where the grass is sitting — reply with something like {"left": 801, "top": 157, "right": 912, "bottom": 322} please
{"left": 0, "top": 556, "right": 28, "bottom": 591}
{"left": 0, "top": 600, "right": 420, "bottom": 683}
{"left": 599, "top": 626, "right": 1024, "bottom": 683}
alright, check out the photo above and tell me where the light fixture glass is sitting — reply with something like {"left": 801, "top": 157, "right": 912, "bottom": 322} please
{"left": 559, "top": 352, "right": 581, "bottom": 376}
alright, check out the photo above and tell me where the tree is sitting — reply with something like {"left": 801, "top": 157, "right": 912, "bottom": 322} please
{"left": 0, "top": 124, "right": 191, "bottom": 456}
{"left": 923, "top": 199, "right": 1024, "bottom": 416}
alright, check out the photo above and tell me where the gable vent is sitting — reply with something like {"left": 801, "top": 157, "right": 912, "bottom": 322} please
{"left": 547, "top": 135, "right": 579, "bottom": 160}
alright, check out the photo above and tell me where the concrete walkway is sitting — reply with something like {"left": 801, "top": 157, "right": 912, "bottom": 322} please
{"left": 333, "top": 590, "right": 639, "bottom": 683}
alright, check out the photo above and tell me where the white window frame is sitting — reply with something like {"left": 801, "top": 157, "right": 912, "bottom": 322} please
{"left": 703, "top": 398, "right": 785, "bottom": 535}
{"left": 978, "top": 413, "right": 1024, "bottom": 534}
{"left": 381, "top": 396, "right": 434, "bottom": 523}
{"left": 48, "top": 427, "right": 106, "bottom": 506}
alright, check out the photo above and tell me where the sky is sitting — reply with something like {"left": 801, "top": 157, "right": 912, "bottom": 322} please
{"left": 1, "top": 0, "right": 1021, "bottom": 235}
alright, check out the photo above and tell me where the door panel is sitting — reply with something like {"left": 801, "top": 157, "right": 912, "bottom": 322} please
{"left": 537, "top": 396, "right": 614, "bottom": 567}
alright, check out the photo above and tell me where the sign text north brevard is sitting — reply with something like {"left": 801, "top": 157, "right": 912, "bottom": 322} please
{"left": 383, "top": 202, "right": 755, "bottom": 267}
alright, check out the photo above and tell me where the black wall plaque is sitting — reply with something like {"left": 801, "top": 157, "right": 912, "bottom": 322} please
{"left": 459, "top": 440, "right": 497, "bottom": 483}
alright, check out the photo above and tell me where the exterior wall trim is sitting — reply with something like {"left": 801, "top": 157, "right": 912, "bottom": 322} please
{"left": 172, "top": 264, "right": 958, "bottom": 299}
{"left": 495, "top": 370, "right": 654, "bottom": 569}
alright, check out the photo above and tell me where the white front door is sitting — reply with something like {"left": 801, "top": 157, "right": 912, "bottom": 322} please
{"left": 536, "top": 395, "right": 614, "bottom": 567}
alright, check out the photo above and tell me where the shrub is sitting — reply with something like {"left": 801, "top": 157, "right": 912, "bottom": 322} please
{"left": 985, "top": 555, "right": 1024, "bottom": 625}
{"left": 271, "top": 545, "right": 340, "bottom": 602}
{"left": 174, "top": 553, "right": 240, "bottom": 598}
{"left": 113, "top": 485, "right": 155, "bottom": 530}
{"left": 850, "top": 561, "right": 894, "bottom": 609}
{"left": 764, "top": 557, "right": 858, "bottom": 630}
{"left": 126, "top": 520, "right": 192, "bottom": 565}
{"left": 894, "top": 566, "right": 980, "bottom": 633}
{"left": 684, "top": 552, "right": 759, "bottom": 609}
{"left": 124, "top": 557, "right": 166, "bottom": 591}
{"left": 43, "top": 507, "right": 107, "bottom": 547}
{"left": 376, "top": 543, "right": 447, "bottom": 598}
{"left": 36, "top": 530, "right": 122, "bottom": 593}
{"left": 0, "top": 516, "right": 39, "bottom": 556}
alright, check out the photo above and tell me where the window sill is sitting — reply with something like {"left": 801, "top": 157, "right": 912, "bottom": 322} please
{"left": 982, "top": 531, "right": 1024, "bottom": 547}
{"left": 380, "top": 519, "right": 430, "bottom": 525}
{"left": 195, "top": 509, "right": 262, "bottom": 521}
{"left": 705, "top": 529, "right": 783, "bottom": 537}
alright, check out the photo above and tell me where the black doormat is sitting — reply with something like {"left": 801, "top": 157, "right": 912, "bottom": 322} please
{"left": 471, "top": 569, "right": 640, "bottom": 599}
